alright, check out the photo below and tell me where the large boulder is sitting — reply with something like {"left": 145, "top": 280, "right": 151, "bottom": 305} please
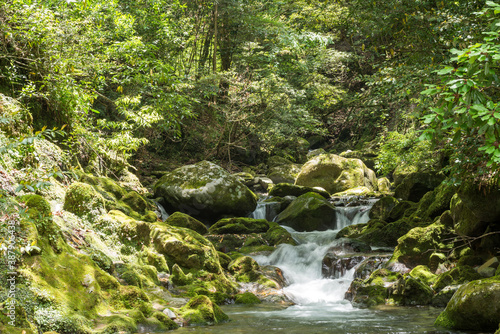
{"left": 154, "top": 161, "right": 257, "bottom": 219}
{"left": 150, "top": 223, "right": 223, "bottom": 273}
{"left": 450, "top": 194, "right": 487, "bottom": 237}
{"left": 368, "top": 196, "right": 399, "bottom": 221}
{"left": 394, "top": 172, "right": 445, "bottom": 202}
{"left": 267, "top": 163, "right": 302, "bottom": 184}
{"left": 457, "top": 181, "right": 500, "bottom": 223}
{"left": 269, "top": 183, "right": 330, "bottom": 198}
{"left": 275, "top": 192, "right": 337, "bottom": 231}
{"left": 435, "top": 277, "right": 500, "bottom": 331}
{"left": 294, "top": 154, "right": 378, "bottom": 194}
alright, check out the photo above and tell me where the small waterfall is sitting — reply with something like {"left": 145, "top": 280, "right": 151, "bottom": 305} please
{"left": 335, "top": 198, "right": 377, "bottom": 229}
{"left": 253, "top": 198, "right": 377, "bottom": 306}
{"left": 155, "top": 202, "right": 170, "bottom": 222}
{"left": 249, "top": 201, "right": 281, "bottom": 221}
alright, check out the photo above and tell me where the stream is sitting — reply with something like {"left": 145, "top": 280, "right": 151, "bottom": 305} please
{"left": 163, "top": 199, "right": 469, "bottom": 334}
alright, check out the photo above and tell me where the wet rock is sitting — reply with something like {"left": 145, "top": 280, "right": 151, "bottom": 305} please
{"left": 435, "top": 277, "right": 500, "bottom": 331}
{"left": 432, "top": 266, "right": 482, "bottom": 292}
{"left": 295, "top": 153, "right": 378, "bottom": 194}
{"left": 450, "top": 193, "right": 487, "bottom": 237}
{"left": 165, "top": 211, "right": 208, "bottom": 235}
{"left": 431, "top": 285, "right": 460, "bottom": 307}
{"left": 369, "top": 196, "right": 399, "bottom": 221}
{"left": 394, "top": 172, "right": 445, "bottom": 202}
{"left": 154, "top": 161, "right": 257, "bottom": 219}
{"left": 353, "top": 255, "right": 391, "bottom": 280}
{"left": 322, "top": 254, "right": 365, "bottom": 278}
{"left": 275, "top": 192, "right": 337, "bottom": 231}
{"left": 179, "top": 295, "right": 229, "bottom": 325}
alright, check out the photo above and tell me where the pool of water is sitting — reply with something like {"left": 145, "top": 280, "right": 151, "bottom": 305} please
{"left": 172, "top": 303, "right": 469, "bottom": 334}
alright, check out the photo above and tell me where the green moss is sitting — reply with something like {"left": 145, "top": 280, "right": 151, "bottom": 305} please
{"left": 88, "top": 249, "right": 114, "bottom": 273}
{"left": 63, "top": 182, "right": 105, "bottom": 217}
{"left": 275, "top": 192, "right": 337, "bottom": 231}
{"left": 140, "top": 248, "right": 170, "bottom": 273}
{"left": 165, "top": 212, "right": 209, "bottom": 235}
{"left": 179, "top": 295, "right": 229, "bottom": 325}
{"left": 409, "top": 265, "right": 437, "bottom": 285}
{"left": 433, "top": 266, "right": 482, "bottom": 292}
{"left": 369, "top": 196, "right": 399, "bottom": 221}
{"left": 121, "top": 191, "right": 150, "bottom": 214}
{"left": 209, "top": 217, "right": 270, "bottom": 234}
{"left": 235, "top": 292, "right": 261, "bottom": 304}
{"left": 434, "top": 277, "right": 500, "bottom": 331}
{"left": 151, "top": 311, "right": 179, "bottom": 330}
{"left": 111, "top": 285, "right": 153, "bottom": 316}
{"left": 264, "top": 222, "right": 296, "bottom": 246}
{"left": 170, "top": 264, "right": 194, "bottom": 286}
{"left": 228, "top": 256, "right": 261, "bottom": 283}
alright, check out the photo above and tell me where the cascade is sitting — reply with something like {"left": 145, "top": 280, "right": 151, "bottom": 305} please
{"left": 253, "top": 199, "right": 377, "bottom": 306}
{"left": 155, "top": 202, "right": 170, "bottom": 221}
{"left": 249, "top": 201, "right": 281, "bottom": 221}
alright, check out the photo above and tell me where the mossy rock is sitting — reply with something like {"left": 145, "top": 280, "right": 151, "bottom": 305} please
{"left": 435, "top": 277, "right": 500, "bottom": 331}
{"left": 408, "top": 182, "right": 457, "bottom": 223}
{"left": 179, "top": 295, "right": 229, "bottom": 325}
{"left": 102, "top": 210, "right": 151, "bottom": 247}
{"left": 346, "top": 268, "right": 402, "bottom": 308}
{"left": 139, "top": 248, "right": 170, "bottom": 273}
{"left": 234, "top": 292, "right": 261, "bottom": 304}
{"left": 228, "top": 256, "right": 262, "bottom": 283}
{"left": 450, "top": 193, "right": 487, "bottom": 237}
{"left": 154, "top": 161, "right": 257, "bottom": 219}
{"left": 209, "top": 217, "right": 270, "bottom": 234}
{"left": 432, "top": 266, "right": 482, "bottom": 292}
{"left": 63, "top": 182, "right": 105, "bottom": 217}
{"left": 264, "top": 222, "right": 296, "bottom": 246}
{"left": 78, "top": 173, "right": 127, "bottom": 200}
{"left": 166, "top": 212, "right": 208, "bottom": 235}
{"left": 121, "top": 191, "right": 151, "bottom": 214}
{"left": 377, "top": 177, "right": 392, "bottom": 193}
{"left": 275, "top": 192, "right": 337, "bottom": 231}
{"left": 394, "top": 172, "right": 445, "bottom": 202}
{"left": 268, "top": 183, "right": 330, "bottom": 198}
{"left": 390, "top": 220, "right": 453, "bottom": 268}
{"left": 19, "top": 194, "right": 52, "bottom": 217}
{"left": 267, "top": 163, "right": 302, "bottom": 184}
{"left": 409, "top": 265, "right": 437, "bottom": 285}
{"left": 398, "top": 276, "right": 434, "bottom": 306}
{"left": 88, "top": 248, "right": 114, "bottom": 273}
{"left": 295, "top": 153, "right": 378, "bottom": 194}
{"left": 151, "top": 223, "right": 223, "bottom": 273}
{"left": 457, "top": 181, "right": 500, "bottom": 223}
{"left": 369, "top": 196, "right": 399, "bottom": 221}
{"left": 170, "top": 264, "right": 194, "bottom": 286}
{"left": 387, "top": 200, "right": 417, "bottom": 222}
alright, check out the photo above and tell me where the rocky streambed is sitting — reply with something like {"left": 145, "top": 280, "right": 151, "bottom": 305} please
{"left": 1, "top": 147, "right": 500, "bottom": 334}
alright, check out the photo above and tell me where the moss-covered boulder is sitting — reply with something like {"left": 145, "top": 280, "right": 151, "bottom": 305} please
{"left": 369, "top": 196, "right": 399, "bottom": 221}
{"left": 346, "top": 268, "right": 402, "bottom": 307}
{"left": 390, "top": 220, "right": 453, "bottom": 269}
{"left": 435, "top": 277, "right": 500, "bottom": 331}
{"left": 267, "top": 163, "right": 302, "bottom": 184}
{"left": 63, "top": 182, "right": 106, "bottom": 217}
{"left": 457, "top": 181, "right": 500, "bottom": 223}
{"left": 228, "top": 256, "right": 278, "bottom": 288}
{"left": 275, "top": 192, "right": 337, "bottom": 231}
{"left": 151, "top": 223, "right": 223, "bottom": 273}
{"left": 394, "top": 172, "right": 445, "bottom": 202}
{"left": 386, "top": 200, "right": 417, "bottom": 222}
{"left": 332, "top": 186, "right": 373, "bottom": 197}
{"left": 209, "top": 217, "right": 270, "bottom": 234}
{"left": 154, "top": 161, "right": 257, "bottom": 219}
{"left": 295, "top": 154, "right": 378, "bottom": 194}
{"left": 234, "top": 292, "right": 262, "bottom": 304}
{"left": 377, "top": 177, "right": 392, "bottom": 193}
{"left": 269, "top": 183, "right": 330, "bottom": 198}
{"left": 409, "top": 265, "right": 437, "bottom": 286}
{"left": 432, "top": 266, "right": 482, "bottom": 292}
{"left": 450, "top": 193, "right": 487, "bottom": 237}
{"left": 166, "top": 212, "right": 208, "bottom": 235}
{"left": 179, "top": 295, "right": 229, "bottom": 325}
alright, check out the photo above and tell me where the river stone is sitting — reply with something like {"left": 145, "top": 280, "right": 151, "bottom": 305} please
{"left": 322, "top": 254, "right": 365, "bottom": 279}
{"left": 165, "top": 212, "right": 208, "bottom": 235}
{"left": 369, "top": 196, "right": 399, "bottom": 221}
{"left": 294, "top": 154, "right": 378, "bottom": 194}
{"left": 353, "top": 255, "right": 391, "bottom": 280}
{"left": 435, "top": 277, "right": 500, "bottom": 331}
{"left": 154, "top": 161, "right": 257, "bottom": 219}
{"left": 267, "top": 163, "right": 302, "bottom": 184}
{"left": 394, "top": 172, "right": 445, "bottom": 202}
{"left": 450, "top": 194, "right": 486, "bottom": 237}
{"left": 457, "top": 181, "right": 500, "bottom": 223}
{"left": 275, "top": 192, "right": 337, "bottom": 231}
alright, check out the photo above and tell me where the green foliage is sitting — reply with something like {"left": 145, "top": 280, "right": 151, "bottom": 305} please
{"left": 375, "top": 131, "right": 435, "bottom": 175}
{"left": 420, "top": 1, "right": 500, "bottom": 183}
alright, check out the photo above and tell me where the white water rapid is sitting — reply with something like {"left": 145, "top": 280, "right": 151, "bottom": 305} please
{"left": 253, "top": 199, "right": 377, "bottom": 307}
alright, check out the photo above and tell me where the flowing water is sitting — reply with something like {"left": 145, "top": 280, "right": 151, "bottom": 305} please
{"left": 161, "top": 199, "right": 469, "bottom": 334}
